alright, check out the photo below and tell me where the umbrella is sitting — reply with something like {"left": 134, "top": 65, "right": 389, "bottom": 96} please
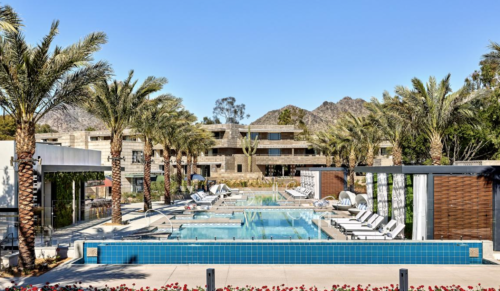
{"left": 184, "top": 174, "right": 205, "bottom": 181}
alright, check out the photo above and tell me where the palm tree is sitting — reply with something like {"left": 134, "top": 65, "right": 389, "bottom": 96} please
{"left": 156, "top": 109, "right": 195, "bottom": 204}
{"left": 131, "top": 95, "right": 181, "bottom": 211}
{"left": 84, "top": 71, "right": 165, "bottom": 222}
{"left": 0, "top": 18, "right": 108, "bottom": 269}
{"left": 186, "top": 128, "right": 215, "bottom": 186}
{"left": 365, "top": 93, "right": 407, "bottom": 166}
{"left": 394, "top": 74, "right": 487, "bottom": 165}
{"left": 360, "top": 119, "right": 382, "bottom": 167}
{"left": 308, "top": 130, "right": 335, "bottom": 166}
{"left": 336, "top": 113, "right": 366, "bottom": 189}
{"left": 0, "top": 4, "right": 21, "bottom": 33}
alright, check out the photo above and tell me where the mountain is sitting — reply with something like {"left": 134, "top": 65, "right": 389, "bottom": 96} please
{"left": 251, "top": 97, "right": 369, "bottom": 132}
{"left": 39, "top": 105, "right": 106, "bottom": 132}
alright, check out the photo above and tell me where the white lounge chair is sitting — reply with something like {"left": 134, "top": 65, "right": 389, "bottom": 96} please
{"left": 332, "top": 191, "right": 356, "bottom": 210}
{"left": 338, "top": 213, "right": 379, "bottom": 229}
{"left": 348, "top": 194, "right": 368, "bottom": 215}
{"left": 190, "top": 193, "right": 217, "bottom": 205}
{"left": 356, "top": 224, "right": 405, "bottom": 240}
{"left": 331, "top": 210, "right": 369, "bottom": 227}
{"left": 340, "top": 216, "right": 384, "bottom": 234}
{"left": 351, "top": 219, "right": 397, "bottom": 238}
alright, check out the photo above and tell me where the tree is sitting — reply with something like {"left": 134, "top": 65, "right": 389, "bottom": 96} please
{"left": 83, "top": 71, "right": 162, "bottom": 224}
{"left": 213, "top": 97, "right": 249, "bottom": 124}
{"left": 201, "top": 116, "right": 221, "bottom": 125}
{"left": 277, "top": 109, "right": 292, "bottom": 125}
{"left": 0, "top": 14, "right": 108, "bottom": 269}
{"left": 0, "top": 115, "right": 16, "bottom": 140}
{"left": 157, "top": 109, "right": 196, "bottom": 203}
{"left": 241, "top": 126, "right": 259, "bottom": 172}
{"left": 365, "top": 93, "right": 407, "bottom": 166}
{"left": 393, "top": 74, "right": 488, "bottom": 165}
{"left": 85, "top": 126, "right": 97, "bottom": 131}
{"left": 0, "top": 4, "right": 21, "bottom": 33}
{"left": 336, "top": 113, "right": 366, "bottom": 189}
{"left": 132, "top": 95, "right": 181, "bottom": 211}
{"left": 35, "top": 124, "right": 57, "bottom": 133}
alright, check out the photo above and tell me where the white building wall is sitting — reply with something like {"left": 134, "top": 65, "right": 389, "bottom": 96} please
{"left": 0, "top": 141, "right": 17, "bottom": 208}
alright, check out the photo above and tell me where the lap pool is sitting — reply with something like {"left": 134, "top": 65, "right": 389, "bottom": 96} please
{"left": 168, "top": 209, "right": 333, "bottom": 240}
{"left": 78, "top": 241, "right": 483, "bottom": 265}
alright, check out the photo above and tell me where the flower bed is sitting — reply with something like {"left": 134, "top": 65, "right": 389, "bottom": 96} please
{"left": 4, "top": 283, "right": 500, "bottom": 291}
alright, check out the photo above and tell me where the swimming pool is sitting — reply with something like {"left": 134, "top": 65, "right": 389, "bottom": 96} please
{"left": 79, "top": 241, "right": 484, "bottom": 265}
{"left": 223, "top": 192, "right": 292, "bottom": 206}
{"left": 168, "top": 209, "right": 332, "bottom": 240}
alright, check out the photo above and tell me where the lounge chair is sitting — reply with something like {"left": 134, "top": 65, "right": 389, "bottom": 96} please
{"left": 331, "top": 210, "right": 367, "bottom": 226}
{"left": 335, "top": 213, "right": 379, "bottom": 229}
{"left": 340, "top": 216, "right": 384, "bottom": 234}
{"left": 355, "top": 223, "right": 405, "bottom": 240}
{"left": 348, "top": 194, "right": 368, "bottom": 215}
{"left": 332, "top": 191, "right": 356, "bottom": 210}
{"left": 190, "top": 192, "right": 217, "bottom": 205}
{"left": 285, "top": 187, "right": 311, "bottom": 199}
{"left": 351, "top": 219, "right": 397, "bottom": 238}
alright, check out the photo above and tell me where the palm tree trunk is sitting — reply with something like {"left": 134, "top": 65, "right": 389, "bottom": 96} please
{"left": 349, "top": 148, "right": 356, "bottom": 191}
{"left": 16, "top": 121, "right": 36, "bottom": 270}
{"left": 162, "top": 145, "right": 172, "bottom": 204}
{"left": 187, "top": 154, "right": 192, "bottom": 186}
{"left": 430, "top": 132, "right": 443, "bottom": 166}
{"left": 392, "top": 141, "right": 403, "bottom": 166}
{"left": 176, "top": 150, "right": 183, "bottom": 192}
{"left": 334, "top": 153, "right": 342, "bottom": 167}
{"left": 193, "top": 155, "right": 198, "bottom": 174}
{"left": 143, "top": 139, "right": 153, "bottom": 211}
{"left": 366, "top": 144, "right": 374, "bottom": 166}
{"left": 110, "top": 134, "right": 123, "bottom": 225}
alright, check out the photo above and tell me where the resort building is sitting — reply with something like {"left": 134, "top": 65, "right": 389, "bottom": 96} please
{"left": 35, "top": 124, "right": 393, "bottom": 193}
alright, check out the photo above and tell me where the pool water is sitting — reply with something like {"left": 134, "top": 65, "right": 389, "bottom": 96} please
{"left": 168, "top": 209, "right": 332, "bottom": 240}
{"left": 223, "top": 192, "right": 292, "bottom": 206}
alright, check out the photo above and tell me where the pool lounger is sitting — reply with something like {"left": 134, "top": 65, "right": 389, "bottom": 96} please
{"left": 336, "top": 212, "right": 377, "bottom": 228}
{"left": 350, "top": 219, "right": 397, "bottom": 237}
{"left": 340, "top": 216, "right": 384, "bottom": 234}
{"left": 285, "top": 188, "right": 312, "bottom": 199}
{"left": 190, "top": 193, "right": 217, "bottom": 205}
{"left": 355, "top": 224, "right": 405, "bottom": 240}
{"left": 332, "top": 210, "right": 371, "bottom": 227}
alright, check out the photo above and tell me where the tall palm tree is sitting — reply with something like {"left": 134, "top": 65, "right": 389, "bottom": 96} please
{"left": 361, "top": 118, "right": 382, "bottom": 167}
{"left": 186, "top": 128, "right": 215, "bottom": 186}
{"left": 132, "top": 95, "right": 182, "bottom": 210}
{"left": 308, "top": 129, "right": 334, "bottom": 166}
{"left": 0, "top": 4, "right": 21, "bottom": 33}
{"left": 365, "top": 93, "right": 407, "bottom": 166}
{"left": 394, "top": 74, "right": 487, "bottom": 165}
{"left": 0, "top": 18, "right": 108, "bottom": 269}
{"left": 336, "top": 113, "right": 366, "bottom": 189}
{"left": 84, "top": 71, "right": 165, "bottom": 222}
{"left": 192, "top": 130, "right": 216, "bottom": 175}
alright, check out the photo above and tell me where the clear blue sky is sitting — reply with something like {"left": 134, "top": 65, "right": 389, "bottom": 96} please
{"left": 8, "top": 0, "right": 500, "bottom": 123}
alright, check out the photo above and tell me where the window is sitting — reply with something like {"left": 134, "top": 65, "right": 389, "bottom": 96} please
{"left": 103, "top": 136, "right": 111, "bottom": 141}
{"left": 250, "top": 132, "right": 259, "bottom": 139}
{"left": 268, "top": 133, "right": 281, "bottom": 140}
{"left": 237, "top": 164, "right": 243, "bottom": 172}
{"left": 90, "top": 136, "right": 98, "bottom": 141}
{"left": 212, "top": 148, "right": 219, "bottom": 156}
{"left": 213, "top": 132, "right": 224, "bottom": 139}
{"left": 132, "top": 151, "right": 143, "bottom": 163}
{"left": 269, "top": 149, "right": 281, "bottom": 156}
{"left": 123, "top": 136, "right": 137, "bottom": 141}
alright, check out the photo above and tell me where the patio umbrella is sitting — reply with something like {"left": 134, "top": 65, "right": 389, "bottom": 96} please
{"left": 184, "top": 174, "right": 205, "bottom": 181}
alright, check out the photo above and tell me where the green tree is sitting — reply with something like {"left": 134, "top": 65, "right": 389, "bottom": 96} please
{"left": 213, "top": 96, "right": 249, "bottom": 124}
{"left": 132, "top": 95, "right": 182, "bottom": 210}
{"left": 83, "top": 71, "right": 163, "bottom": 223}
{"left": 336, "top": 113, "right": 366, "bottom": 189}
{"left": 35, "top": 124, "right": 57, "bottom": 133}
{"left": 0, "top": 13, "right": 108, "bottom": 268}
{"left": 393, "top": 74, "right": 488, "bottom": 165}
{"left": 85, "top": 126, "right": 97, "bottom": 131}
{"left": 201, "top": 116, "right": 221, "bottom": 124}
{"left": 277, "top": 109, "right": 292, "bottom": 125}
{"left": 0, "top": 115, "right": 16, "bottom": 140}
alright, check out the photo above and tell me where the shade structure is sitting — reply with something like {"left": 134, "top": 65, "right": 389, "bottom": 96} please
{"left": 184, "top": 174, "right": 205, "bottom": 181}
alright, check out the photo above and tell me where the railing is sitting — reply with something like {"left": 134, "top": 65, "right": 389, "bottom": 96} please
{"left": 144, "top": 209, "right": 174, "bottom": 233}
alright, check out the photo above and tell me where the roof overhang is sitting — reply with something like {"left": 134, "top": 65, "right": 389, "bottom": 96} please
{"left": 42, "top": 165, "right": 112, "bottom": 173}
{"left": 238, "top": 128, "right": 302, "bottom": 133}
{"left": 197, "top": 162, "right": 222, "bottom": 165}
{"left": 354, "top": 165, "right": 500, "bottom": 175}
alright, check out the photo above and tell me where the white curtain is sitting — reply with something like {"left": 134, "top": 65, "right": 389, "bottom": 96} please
{"left": 366, "top": 172, "right": 373, "bottom": 210}
{"left": 377, "top": 173, "right": 389, "bottom": 224}
{"left": 412, "top": 174, "right": 428, "bottom": 240}
{"left": 392, "top": 173, "right": 406, "bottom": 225}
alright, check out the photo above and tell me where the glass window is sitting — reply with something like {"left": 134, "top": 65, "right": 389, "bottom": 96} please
{"left": 132, "top": 151, "right": 143, "bottom": 163}
{"left": 237, "top": 164, "right": 243, "bottom": 172}
{"left": 268, "top": 133, "right": 281, "bottom": 140}
{"left": 250, "top": 132, "right": 259, "bottom": 139}
{"left": 90, "top": 136, "right": 98, "bottom": 141}
{"left": 269, "top": 149, "right": 281, "bottom": 156}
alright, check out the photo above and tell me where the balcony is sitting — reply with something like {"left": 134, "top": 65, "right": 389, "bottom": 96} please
{"left": 197, "top": 155, "right": 226, "bottom": 165}
{"left": 236, "top": 139, "right": 309, "bottom": 149}
{"left": 255, "top": 154, "right": 327, "bottom": 165}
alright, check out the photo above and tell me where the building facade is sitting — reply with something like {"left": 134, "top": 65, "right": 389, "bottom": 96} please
{"left": 36, "top": 124, "right": 393, "bottom": 193}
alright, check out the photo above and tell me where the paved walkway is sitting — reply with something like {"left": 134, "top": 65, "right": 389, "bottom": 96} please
{"left": 2, "top": 264, "right": 500, "bottom": 288}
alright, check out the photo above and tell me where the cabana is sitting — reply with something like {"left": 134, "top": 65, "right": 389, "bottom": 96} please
{"left": 332, "top": 191, "right": 356, "bottom": 210}
{"left": 348, "top": 194, "right": 369, "bottom": 215}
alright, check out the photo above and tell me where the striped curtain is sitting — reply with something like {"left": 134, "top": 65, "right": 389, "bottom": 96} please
{"left": 377, "top": 173, "right": 389, "bottom": 224}
{"left": 392, "top": 173, "right": 406, "bottom": 225}
{"left": 366, "top": 172, "right": 374, "bottom": 210}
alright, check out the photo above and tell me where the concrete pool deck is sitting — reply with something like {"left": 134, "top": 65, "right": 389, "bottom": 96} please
{"left": 2, "top": 264, "right": 500, "bottom": 288}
